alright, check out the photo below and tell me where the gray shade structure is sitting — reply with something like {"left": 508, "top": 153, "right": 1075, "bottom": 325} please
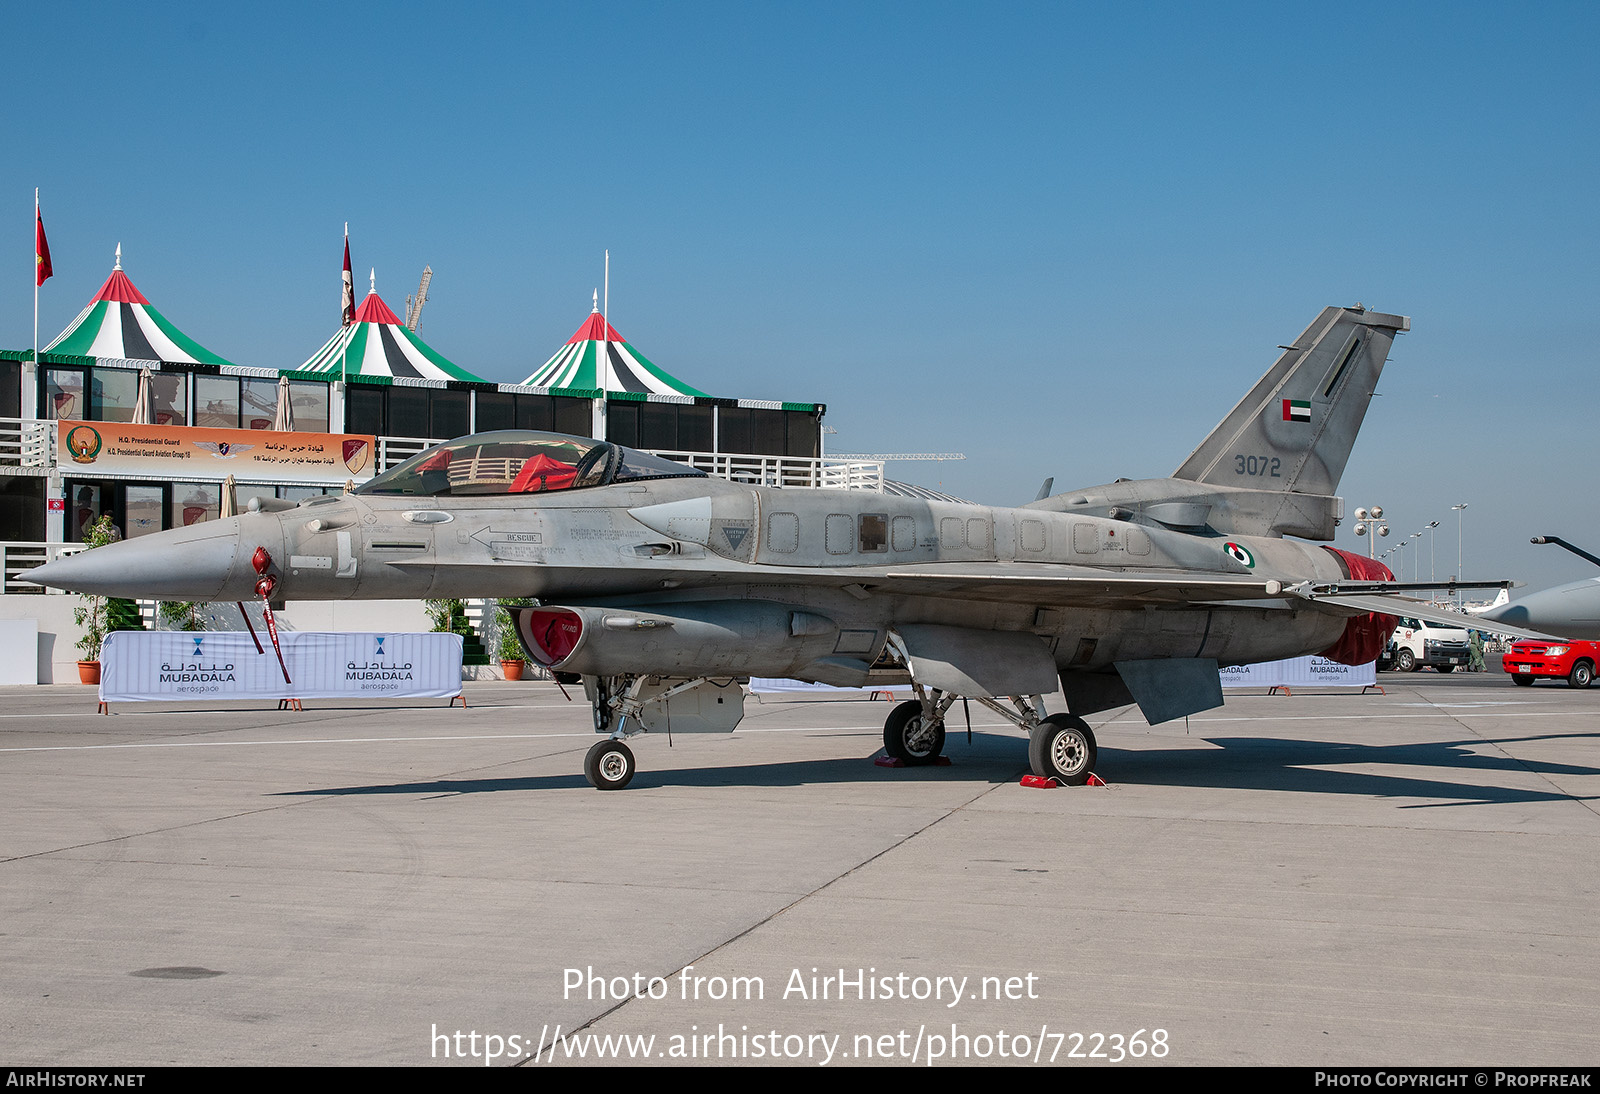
{"left": 28, "top": 305, "right": 1531, "bottom": 791}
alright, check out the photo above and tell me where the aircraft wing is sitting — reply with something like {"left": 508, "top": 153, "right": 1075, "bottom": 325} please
{"left": 399, "top": 555, "right": 1300, "bottom": 608}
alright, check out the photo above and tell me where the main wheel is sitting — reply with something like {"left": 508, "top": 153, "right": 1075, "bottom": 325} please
{"left": 584, "top": 739, "right": 635, "bottom": 790}
{"left": 1512, "top": 673, "right": 1535, "bottom": 687}
{"left": 1028, "top": 714, "right": 1098, "bottom": 786}
{"left": 883, "top": 699, "right": 945, "bottom": 765}
{"left": 1395, "top": 648, "right": 1417, "bottom": 672}
{"left": 1568, "top": 661, "right": 1593, "bottom": 689}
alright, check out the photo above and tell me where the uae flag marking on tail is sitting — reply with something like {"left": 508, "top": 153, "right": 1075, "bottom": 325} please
{"left": 1282, "top": 399, "right": 1311, "bottom": 422}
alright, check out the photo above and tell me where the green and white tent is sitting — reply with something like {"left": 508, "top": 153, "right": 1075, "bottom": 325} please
{"left": 300, "top": 277, "right": 484, "bottom": 382}
{"left": 45, "top": 248, "right": 235, "bottom": 365}
{"left": 522, "top": 301, "right": 707, "bottom": 397}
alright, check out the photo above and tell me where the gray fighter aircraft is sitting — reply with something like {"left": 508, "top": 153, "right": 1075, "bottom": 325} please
{"left": 32, "top": 304, "right": 1516, "bottom": 790}
{"left": 1476, "top": 537, "right": 1600, "bottom": 639}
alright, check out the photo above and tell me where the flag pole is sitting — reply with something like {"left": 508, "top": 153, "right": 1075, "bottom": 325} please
{"left": 341, "top": 222, "right": 351, "bottom": 387}
{"left": 33, "top": 189, "right": 40, "bottom": 382}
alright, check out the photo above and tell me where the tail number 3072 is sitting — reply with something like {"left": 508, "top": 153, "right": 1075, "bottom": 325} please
{"left": 1234, "top": 454, "right": 1281, "bottom": 477}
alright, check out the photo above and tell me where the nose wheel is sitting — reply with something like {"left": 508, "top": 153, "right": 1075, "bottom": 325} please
{"left": 584, "top": 738, "right": 636, "bottom": 790}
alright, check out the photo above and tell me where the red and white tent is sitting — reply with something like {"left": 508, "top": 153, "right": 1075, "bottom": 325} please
{"left": 522, "top": 300, "right": 706, "bottom": 396}
{"left": 300, "top": 274, "right": 484, "bottom": 382}
{"left": 45, "top": 247, "right": 234, "bottom": 365}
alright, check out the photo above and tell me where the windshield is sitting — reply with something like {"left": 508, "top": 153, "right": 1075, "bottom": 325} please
{"left": 355, "top": 430, "right": 706, "bottom": 497}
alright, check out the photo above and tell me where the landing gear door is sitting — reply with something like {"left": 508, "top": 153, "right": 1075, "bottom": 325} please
{"left": 634, "top": 678, "right": 746, "bottom": 733}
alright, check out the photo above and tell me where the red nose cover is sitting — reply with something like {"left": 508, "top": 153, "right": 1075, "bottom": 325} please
{"left": 1319, "top": 547, "right": 1398, "bottom": 665}
{"left": 523, "top": 608, "right": 583, "bottom": 667}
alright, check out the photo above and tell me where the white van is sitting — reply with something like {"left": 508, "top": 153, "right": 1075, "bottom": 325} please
{"left": 1386, "top": 616, "right": 1472, "bottom": 672}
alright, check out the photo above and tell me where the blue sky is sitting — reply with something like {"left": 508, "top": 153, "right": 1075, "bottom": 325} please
{"left": 6, "top": 1, "right": 1597, "bottom": 590}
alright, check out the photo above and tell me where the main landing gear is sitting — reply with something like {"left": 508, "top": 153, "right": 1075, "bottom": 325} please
{"left": 877, "top": 687, "right": 1099, "bottom": 785}
{"left": 883, "top": 696, "right": 950, "bottom": 765}
{"left": 1028, "top": 713, "right": 1098, "bottom": 785}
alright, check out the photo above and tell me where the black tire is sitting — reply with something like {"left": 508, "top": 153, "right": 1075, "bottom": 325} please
{"left": 1395, "top": 648, "right": 1417, "bottom": 672}
{"left": 584, "top": 739, "right": 635, "bottom": 790}
{"left": 1512, "top": 674, "right": 1535, "bottom": 687}
{"left": 1436, "top": 664, "right": 1455, "bottom": 673}
{"left": 883, "top": 699, "right": 945, "bottom": 765}
{"left": 1028, "top": 714, "right": 1098, "bottom": 786}
{"left": 1568, "top": 661, "right": 1593, "bottom": 689}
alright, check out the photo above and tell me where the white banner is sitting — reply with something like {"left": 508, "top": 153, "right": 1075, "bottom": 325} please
{"left": 100, "top": 631, "right": 463, "bottom": 702}
{"left": 1219, "top": 656, "right": 1376, "bottom": 689}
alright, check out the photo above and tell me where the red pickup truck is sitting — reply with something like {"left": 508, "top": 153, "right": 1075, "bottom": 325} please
{"left": 1502, "top": 640, "right": 1599, "bottom": 687}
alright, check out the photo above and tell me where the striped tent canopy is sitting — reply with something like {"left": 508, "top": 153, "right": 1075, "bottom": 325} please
{"left": 300, "top": 282, "right": 484, "bottom": 382}
{"left": 45, "top": 249, "right": 235, "bottom": 365}
{"left": 521, "top": 303, "right": 707, "bottom": 397}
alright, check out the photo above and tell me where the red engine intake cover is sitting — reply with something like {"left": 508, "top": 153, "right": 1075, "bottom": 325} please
{"left": 1318, "top": 547, "right": 1398, "bottom": 666}
{"left": 522, "top": 608, "right": 584, "bottom": 667}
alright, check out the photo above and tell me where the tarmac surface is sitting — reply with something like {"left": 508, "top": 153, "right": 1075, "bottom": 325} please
{"left": 2, "top": 668, "right": 1596, "bottom": 1067}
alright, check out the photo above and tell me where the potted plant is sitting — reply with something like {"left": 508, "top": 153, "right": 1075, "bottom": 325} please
{"left": 496, "top": 598, "right": 532, "bottom": 680}
{"left": 72, "top": 515, "right": 139, "bottom": 683}
{"left": 425, "top": 597, "right": 491, "bottom": 670}
{"left": 158, "top": 601, "right": 207, "bottom": 632}
{"left": 74, "top": 595, "right": 107, "bottom": 684}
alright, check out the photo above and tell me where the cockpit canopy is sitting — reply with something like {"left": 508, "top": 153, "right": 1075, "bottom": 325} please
{"left": 354, "top": 431, "right": 708, "bottom": 497}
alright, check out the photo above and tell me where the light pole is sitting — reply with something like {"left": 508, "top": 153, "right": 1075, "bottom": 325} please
{"left": 1354, "top": 506, "right": 1389, "bottom": 558}
{"left": 1452, "top": 503, "right": 1469, "bottom": 605}
{"left": 1427, "top": 520, "right": 1440, "bottom": 583}
{"left": 1411, "top": 531, "right": 1424, "bottom": 582}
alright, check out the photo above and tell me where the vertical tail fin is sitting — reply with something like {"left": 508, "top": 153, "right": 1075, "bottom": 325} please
{"left": 1174, "top": 305, "right": 1409, "bottom": 495}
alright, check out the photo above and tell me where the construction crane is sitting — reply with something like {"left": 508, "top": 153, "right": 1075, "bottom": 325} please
{"left": 404, "top": 266, "right": 432, "bottom": 331}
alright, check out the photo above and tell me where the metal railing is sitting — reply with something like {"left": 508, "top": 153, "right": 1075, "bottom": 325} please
{"left": 0, "top": 419, "right": 54, "bottom": 471}
{"left": 375, "top": 435, "right": 437, "bottom": 471}
{"left": 1, "top": 541, "right": 88, "bottom": 594}
{"left": 648, "top": 449, "right": 884, "bottom": 490}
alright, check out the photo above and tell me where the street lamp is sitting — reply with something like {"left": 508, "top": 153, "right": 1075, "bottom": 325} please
{"left": 1427, "top": 520, "right": 1440, "bottom": 582}
{"left": 1452, "top": 503, "right": 1469, "bottom": 605}
{"left": 1353, "top": 506, "right": 1390, "bottom": 558}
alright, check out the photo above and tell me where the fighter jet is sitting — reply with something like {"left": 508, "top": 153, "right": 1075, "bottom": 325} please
{"left": 31, "top": 304, "right": 1515, "bottom": 791}
{"left": 1476, "top": 537, "right": 1600, "bottom": 639}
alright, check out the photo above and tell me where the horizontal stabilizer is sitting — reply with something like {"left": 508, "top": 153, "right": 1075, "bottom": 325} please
{"left": 1307, "top": 593, "right": 1559, "bottom": 640}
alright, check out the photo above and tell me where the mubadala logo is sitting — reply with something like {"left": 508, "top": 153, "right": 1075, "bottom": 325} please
{"left": 1224, "top": 542, "right": 1256, "bottom": 568}
{"left": 347, "top": 634, "right": 413, "bottom": 683}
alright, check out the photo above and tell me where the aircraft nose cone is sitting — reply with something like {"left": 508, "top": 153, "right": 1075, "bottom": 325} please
{"left": 26, "top": 522, "right": 243, "bottom": 600}
{"left": 1480, "top": 579, "right": 1600, "bottom": 640}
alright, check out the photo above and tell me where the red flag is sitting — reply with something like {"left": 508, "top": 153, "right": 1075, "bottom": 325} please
{"left": 341, "top": 227, "right": 354, "bottom": 326}
{"left": 35, "top": 206, "right": 52, "bottom": 287}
